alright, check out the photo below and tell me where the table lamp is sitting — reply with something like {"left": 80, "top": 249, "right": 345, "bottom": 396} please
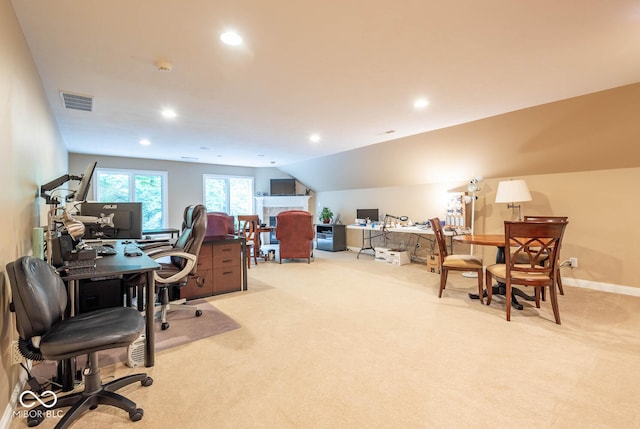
{"left": 495, "top": 179, "right": 531, "bottom": 221}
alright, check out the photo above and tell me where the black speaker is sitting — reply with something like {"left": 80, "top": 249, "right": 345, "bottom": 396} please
{"left": 50, "top": 235, "right": 75, "bottom": 267}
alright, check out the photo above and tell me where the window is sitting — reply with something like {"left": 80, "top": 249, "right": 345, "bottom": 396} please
{"left": 94, "top": 168, "right": 168, "bottom": 231}
{"left": 203, "top": 175, "right": 254, "bottom": 219}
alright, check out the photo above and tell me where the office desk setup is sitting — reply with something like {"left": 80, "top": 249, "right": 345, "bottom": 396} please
{"left": 142, "top": 228, "right": 180, "bottom": 239}
{"left": 347, "top": 224, "right": 458, "bottom": 259}
{"left": 58, "top": 240, "right": 160, "bottom": 390}
{"left": 453, "top": 234, "right": 535, "bottom": 310}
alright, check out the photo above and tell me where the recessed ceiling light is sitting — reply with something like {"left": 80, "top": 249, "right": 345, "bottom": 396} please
{"left": 161, "top": 108, "right": 177, "bottom": 119}
{"left": 309, "top": 133, "right": 321, "bottom": 143}
{"left": 220, "top": 31, "right": 243, "bottom": 46}
{"left": 139, "top": 139, "right": 151, "bottom": 146}
{"left": 413, "top": 98, "right": 429, "bottom": 109}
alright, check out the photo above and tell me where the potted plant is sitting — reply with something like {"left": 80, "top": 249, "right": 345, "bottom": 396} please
{"left": 319, "top": 207, "right": 333, "bottom": 224}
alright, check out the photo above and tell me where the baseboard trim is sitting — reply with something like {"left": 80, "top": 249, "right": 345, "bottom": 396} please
{"left": 561, "top": 277, "right": 640, "bottom": 297}
{"left": 1, "top": 370, "right": 28, "bottom": 429}
{"left": 345, "top": 246, "right": 640, "bottom": 296}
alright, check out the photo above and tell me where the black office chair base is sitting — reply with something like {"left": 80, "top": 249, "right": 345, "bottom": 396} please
{"left": 158, "top": 286, "right": 202, "bottom": 330}
{"left": 26, "top": 353, "right": 153, "bottom": 429}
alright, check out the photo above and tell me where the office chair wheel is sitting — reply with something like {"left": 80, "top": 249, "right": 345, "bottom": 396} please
{"left": 129, "top": 408, "right": 144, "bottom": 422}
{"left": 27, "top": 413, "right": 44, "bottom": 427}
{"left": 161, "top": 322, "right": 170, "bottom": 330}
{"left": 141, "top": 376, "right": 154, "bottom": 387}
{"left": 195, "top": 309, "right": 203, "bottom": 317}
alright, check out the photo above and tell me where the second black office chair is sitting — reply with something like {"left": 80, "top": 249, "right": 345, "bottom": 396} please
{"left": 130, "top": 204, "right": 208, "bottom": 330}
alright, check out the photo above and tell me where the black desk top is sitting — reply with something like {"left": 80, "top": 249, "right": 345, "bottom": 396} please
{"left": 60, "top": 241, "right": 160, "bottom": 281}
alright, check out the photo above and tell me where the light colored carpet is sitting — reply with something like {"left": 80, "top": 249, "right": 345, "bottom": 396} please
{"left": 11, "top": 250, "right": 640, "bottom": 428}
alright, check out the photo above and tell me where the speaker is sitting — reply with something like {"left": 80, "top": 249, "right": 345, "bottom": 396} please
{"left": 50, "top": 235, "right": 75, "bottom": 267}
{"left": 126, "top": 333, "right": 146, "bottom": 368}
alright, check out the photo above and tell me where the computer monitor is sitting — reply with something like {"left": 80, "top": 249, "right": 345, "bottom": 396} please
{"left": 40, "top": 161, "right": 97, "bottom": 204}
{"left": 69, "top": 161, "right": 97, "bottom": 202}
{"left": 356, "top": 209, "right": 379, "bottom": 222}
{"left": 80, "top": 202, "right": 143, "bottom": 239}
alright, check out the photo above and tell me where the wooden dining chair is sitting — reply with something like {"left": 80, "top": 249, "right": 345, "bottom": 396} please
{"left": 429, "top": 218, "right": 484, "bottom": 302}
{"left": 523, "top": 215, "right": 568, "bottom": 296}
{"left": 485, "top": 220, "right": 568, "bottom": 323}
{"left": 237, "top": 215, "right": 259, "bottom": 268}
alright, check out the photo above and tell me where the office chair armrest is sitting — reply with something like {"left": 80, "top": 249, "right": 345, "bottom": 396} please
{"left": 139, "top": 242, "right": 173, "bottom": 254}
{"left": 150, "top": 250, "right": 198, "bottom": 284}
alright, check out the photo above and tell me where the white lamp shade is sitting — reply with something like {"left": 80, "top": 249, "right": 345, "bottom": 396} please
{"left": 495, "top": 179, "right": 532, "bottom": 203}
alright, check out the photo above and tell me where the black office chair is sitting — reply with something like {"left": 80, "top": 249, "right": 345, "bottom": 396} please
{"left": 7, "top": 256, "right": 153, "bottom": 429}
{"left": 130, "top": 204, "right": 207, "bottom": 330}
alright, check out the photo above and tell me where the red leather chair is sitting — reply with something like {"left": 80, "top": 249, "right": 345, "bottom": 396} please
{"left": 275, "top": 210, "right": 315, "bottom": 263}
{"left": 205, "top": 212, "right": 235, "bottom": 238}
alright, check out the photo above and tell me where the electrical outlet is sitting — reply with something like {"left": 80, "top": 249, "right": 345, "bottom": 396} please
{"left": 569, "top": 257, "right": 578, "bottom": 268}
{"left": 12, "top": 340, "right": 23, "bottom": 365}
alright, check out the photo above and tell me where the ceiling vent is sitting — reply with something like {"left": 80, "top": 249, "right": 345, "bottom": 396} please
{"left": 60, "top": 91, "right": 93, "bottom": 112}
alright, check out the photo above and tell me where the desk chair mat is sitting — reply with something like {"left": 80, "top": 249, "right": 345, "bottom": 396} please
{"left": 30, "top": 300, "right": 240, "bottom": 378}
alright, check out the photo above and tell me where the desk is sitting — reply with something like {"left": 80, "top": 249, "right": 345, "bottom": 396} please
{"left": 59, "top": 241, "right": 160, "bottom": 390}
{"left": 346, "top": 224, "right": 456, "bottom": 259}
{"left": 142, "top": 228, "right": 180, "bottom": 239}
{"left": 453, "top": 234, "right": 535, "bottom": 309}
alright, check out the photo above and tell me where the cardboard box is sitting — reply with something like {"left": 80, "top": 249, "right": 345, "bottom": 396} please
{"left": 375, "top": 247, "right": 389, "bottom": 261}
{"left": 426, "top": 254, "right": 440, "bottom": 274}
{"left": 386, "top": 250, "right": 410, "bottom": 266}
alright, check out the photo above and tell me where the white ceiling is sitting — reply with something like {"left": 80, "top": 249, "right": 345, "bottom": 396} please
{"left": 11, "top": 1, "right": 640, "bottom": 168}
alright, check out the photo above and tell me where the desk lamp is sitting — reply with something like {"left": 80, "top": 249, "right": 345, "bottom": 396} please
{"left": 495, "top": 179, "right": 532, "bottom": 221}
{"left": 383, "top": 214, "right": 408, "bottom": 227}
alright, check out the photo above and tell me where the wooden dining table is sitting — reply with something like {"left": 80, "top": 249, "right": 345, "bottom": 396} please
{"left": 453, "top": 234, "right": 535, "bottom": 310}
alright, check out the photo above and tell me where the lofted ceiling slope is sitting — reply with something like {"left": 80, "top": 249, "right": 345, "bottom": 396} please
{"left": 10, "top": 0, "right": 640, "bottom": 190}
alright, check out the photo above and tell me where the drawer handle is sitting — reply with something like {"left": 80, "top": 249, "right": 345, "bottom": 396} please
{"left": 222, "top": 259, "right": 232, "bottom": 263}
{"left": 195, "top": 276, "right": 206, "bottom": 288}
{"left": 223, "top": 271, "right": 233, "bottom": 275}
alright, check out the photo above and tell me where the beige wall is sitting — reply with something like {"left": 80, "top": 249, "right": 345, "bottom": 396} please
{"left": 316, "top": 167, "right": 640, "bottom": 288}
{"left": 0, "top": 0, "right": 67, "bottom": 421}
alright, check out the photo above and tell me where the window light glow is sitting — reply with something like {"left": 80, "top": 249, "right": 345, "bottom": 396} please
{"left": 309, "top": 133, "right": 321, "bottom": 143}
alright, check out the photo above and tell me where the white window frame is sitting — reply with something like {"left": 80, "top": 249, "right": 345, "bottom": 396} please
{"left": 94, "top": 167, "right": 169, "bottom": 229}
{"left": 202, "top": 174, "right": 254, "bottom": 215}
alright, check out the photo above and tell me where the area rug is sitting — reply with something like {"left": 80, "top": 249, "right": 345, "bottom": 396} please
{"left": 30, "top": 300, "right": 240, "bottom": 379}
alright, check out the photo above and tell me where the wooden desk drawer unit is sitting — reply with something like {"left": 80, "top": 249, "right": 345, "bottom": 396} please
{"left": 182, "top": 241, "right": 242, "bottom": 299}
{"left": 212, "top": 243, "right": 241, "bottom": 295}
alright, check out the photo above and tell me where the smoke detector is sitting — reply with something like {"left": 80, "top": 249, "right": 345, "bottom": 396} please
{"left": 155, "top": 60, "right": 172, "bottom": 72}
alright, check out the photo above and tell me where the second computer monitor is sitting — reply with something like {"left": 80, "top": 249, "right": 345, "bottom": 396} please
{"left": 356, "top": 209, "right": 379, "bottom": 222}
{"left": 80, "top": 202, "right": 143, "bottom": 240}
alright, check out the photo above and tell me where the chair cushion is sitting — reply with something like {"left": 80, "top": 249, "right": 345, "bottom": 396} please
{"left": 40, "top": 307, "right": 144, "bottom": 361}
{"left": 442, "top": 254, "right": 483, "bottom": 269}
{"left": 486, "top": 264, "right": 553, "bottom": 284}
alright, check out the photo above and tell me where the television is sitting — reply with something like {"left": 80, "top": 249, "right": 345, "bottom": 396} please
{"left": 270, "top": 178, "right": 296, "bottom": 196}
{"left": 80, "top": 202, "right": 143, "bottom": 239}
